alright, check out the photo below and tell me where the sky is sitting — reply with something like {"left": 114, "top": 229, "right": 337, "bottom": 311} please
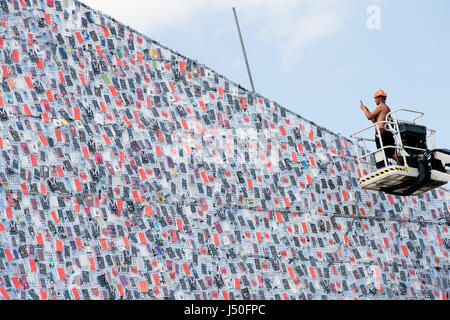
{"left": 82, "top": 0, "right": 450, "bottom": 147}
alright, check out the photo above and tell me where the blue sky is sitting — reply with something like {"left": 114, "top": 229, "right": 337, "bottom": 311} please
{"left": 83, "top": 0, "right": 450, "bottom": 147}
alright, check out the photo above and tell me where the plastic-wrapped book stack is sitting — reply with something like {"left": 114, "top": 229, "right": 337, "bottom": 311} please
{"left": 0, "top": 0, "right": 448, "bottom": 300}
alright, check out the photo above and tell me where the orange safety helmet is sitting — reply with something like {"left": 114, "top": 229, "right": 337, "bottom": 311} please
{"left": 374, "top": 90, "right": 387, "bottom": 99}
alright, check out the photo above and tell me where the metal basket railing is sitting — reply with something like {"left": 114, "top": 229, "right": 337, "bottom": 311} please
{"left": 350, "top": 108, "right": 435, "bottom": 179}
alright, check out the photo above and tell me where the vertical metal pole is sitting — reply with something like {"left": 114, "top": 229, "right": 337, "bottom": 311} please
{"left": 391, "top": 111, "right": 407, "bottom": 167}
{"left": 232, "top": 7, "right": 256, "bottom": 93}
{"left": 376, "top": 125, "right": 388, "bottom": 168}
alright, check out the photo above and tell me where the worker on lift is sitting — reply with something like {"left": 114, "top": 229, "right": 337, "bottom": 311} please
{"left": 360, "top": 90, "right": 402, "bottom": 166}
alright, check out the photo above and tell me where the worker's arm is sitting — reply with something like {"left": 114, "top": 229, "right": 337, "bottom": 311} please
{"left": 360, "top": 102, "right": 382, "bottom": 122}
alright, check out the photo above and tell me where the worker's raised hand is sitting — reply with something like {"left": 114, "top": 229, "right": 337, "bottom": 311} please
{"left": 360, "top": 100, "right": 366, "bottom": 110}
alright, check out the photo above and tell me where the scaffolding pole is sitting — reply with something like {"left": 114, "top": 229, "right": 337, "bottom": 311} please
{"left": 232, "top": 7, "right": 256, "bottom": 93}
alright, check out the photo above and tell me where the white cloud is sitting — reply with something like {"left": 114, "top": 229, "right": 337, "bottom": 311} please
{"left": 252, "top": 1, "right": 352, "bottom": 71}
{"left": 81, "top": 0, "right": 353, "bottom": 67}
